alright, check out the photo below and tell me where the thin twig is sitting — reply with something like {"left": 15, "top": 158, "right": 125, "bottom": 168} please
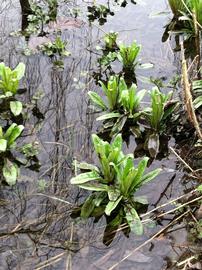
{"left": 169, "top": 146, "right": 194, "bottom": 172}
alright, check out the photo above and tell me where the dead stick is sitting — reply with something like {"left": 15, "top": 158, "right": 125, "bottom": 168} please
{"left": 181, "top": 41, "right": 202, "bottom": 139}
{"left": 193, "top": 11, "right": 201, "bottom": 78}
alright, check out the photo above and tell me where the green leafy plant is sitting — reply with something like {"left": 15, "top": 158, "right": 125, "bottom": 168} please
{"left": 88, "top": 75, "right": 146, "bottom": 135}
{"left": 0, "top": 62, "right": 25, "bottom": 117}
{"left": 0, "top": 124, "right": 24, "bottom": 185}
{"left": 70, "top": 134, "right": 161, "bottom": 237}
{"left": 0, "top": 62, "right": 25, "bottom": 96}
{"left": 25, "top": 1, "right": 58, "bottom": 35}
{"left": 117, "top": 40, "right": 141, "bottom": 72}
{"left": 0, "top": 124, "right": 40, "bottom": 185}
{"left": 40, "top": 37, "right": 70, "bottom": 57}
{"left": 104, "top": 31, "right": 118, "bottom": 50}
{"left": 87, "top": 4, "right": 114, "bottom": 25}
{"left": 164, "top": 0, "right": 202, "bottom": 49}
{"left": 143, "top": 87, "right": 177, "bottom": 157}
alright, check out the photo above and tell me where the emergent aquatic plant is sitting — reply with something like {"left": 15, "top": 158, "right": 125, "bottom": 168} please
{"left": 25, "top": 0, "right": 58, "bottom": 36}
{"left": 0, "top": 62, "right": 25, "bottom": 117}
{"left": 71, "top": 134, "right": 161, "bottom": 237}
{"left": 163, "top": 0, "right": 202, "bottom": 53}
{"left": 87, "top": 4, "right": 114, "bottom": 25}
{"left": 0, "top": 62, "right": 25, "bottom": 96}
{"left": 143, "top": 87, "right": 177, "bottom": 157}
{"left": 104, "top": 31, "right": 118, "bottom": 50}
{"left": 117, "top": 40, "right": 141, "bottom": 72}
{"left": 171, "top": 0, "right": 202, "bottom": 26}
{"left": 39, "top": 37, "right": 70, "bottom": 57}
{"left": 0, "top": 124, "right": 24, "bottom": 185}
{"left": 88, "top": 76, "right": 146, "bottom": 135}
{"left": 0, "top": 123, "right": 40, "bottom": 185}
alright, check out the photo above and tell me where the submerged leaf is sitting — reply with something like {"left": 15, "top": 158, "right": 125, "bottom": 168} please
{"left": 81, "top": 195, "right": 95, "bottom": 218}
{"left": 125, "top": 206, "right": 143, "bottom": 235}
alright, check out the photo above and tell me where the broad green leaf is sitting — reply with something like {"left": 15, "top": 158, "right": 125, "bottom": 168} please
{"left": 105, "top": 196, "right": 122, "bottom": 216}
{"left": 140, "top": 168, "right": 161, "bottom": 186}
{"left": 96, "top": 112, "right": 121, "bottom": 121}
{"left": 108, "top": 147, "right": 121, "bottom": 164}
{"left": 75, "top": 161, "right": 99, "bottom": 172}
{"left": 0, "top": 139, "right": 7, "bottom": 152}
{"left": 3, "top": 159, "right": 18, "bottom": 186}
{"left": 92, "top": 134, "right": 105, "bottom": 155}
{"left": 78, "top": 183, "right": 108, "bottom": 191}
{"left": 94, "top": 192, "right": 107, "bottom": 206}
{"left": 119, "top": 77, "right": 127, "bottom": 92}
{"left": 4, "top": 123, "right": 17, "bottom": 139}
{"left": 133, "top": 196, "right": 148, "bottom": 205}
{"left": 111, "top": 115, "right": 127, "bottom": 136}
{"left": 88, "top": 91, "right": 107, "bottom": 110}
{"left": 10, "top": 101, "right": 23, "bottom": 116}
{"left": 81, "top": 195, "right": 95, "bottom": 218}
{"left": 125, "top": 206, "right": 143, "bottom": 235}
{"left": 13, "top": 63, "right": 25, "bottom": 80}
{"left": 99, "top": 81, "right": 108, "bottom": 96}
{"left": 7, "top": 125, "right": 24, "bottom": 147}
{"left": 122, "top": 168, "right": 138, "bottom": 195}
{"left": 5, "top": 92, "right": 13, "bottom": 97}
{"left": 111, "top": 133, "right": 122, "bottom": 151}
{"left": 130, "top": 157, "right": 149, "bottom": 192}
{"left": 107, "top": 187, "right": 120, "bottom": 201}
{"left": 70, "top": 171, "right": 101, "bottom": 184}
{"left": 193, "top": 96, "right": 202, "bottom": 109}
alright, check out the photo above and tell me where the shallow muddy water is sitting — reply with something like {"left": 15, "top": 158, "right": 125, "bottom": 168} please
{"left": 0, "top": 1, "right": 200, "bottom": 269}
